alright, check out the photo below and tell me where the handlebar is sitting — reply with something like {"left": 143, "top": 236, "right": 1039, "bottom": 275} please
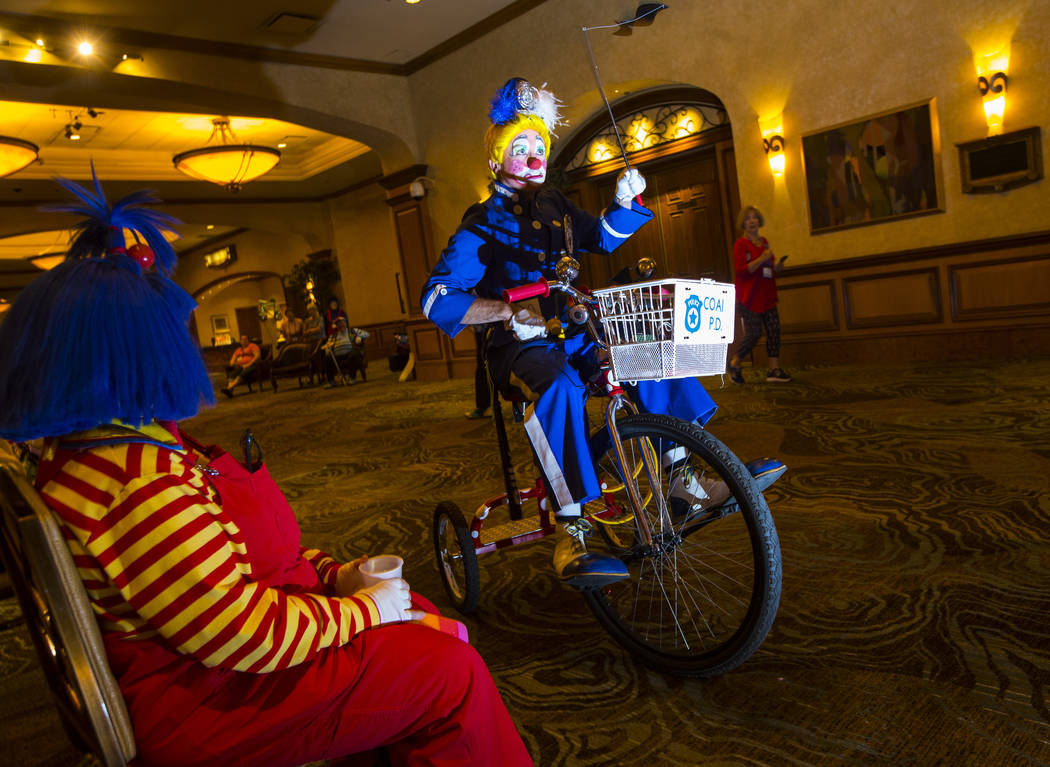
{"left": 502, "top": 275, "right": 606, "bottom": 350}
{"left": 504, "top": 277, "right": 597, "bottom": 307}
{"left": 502, "top": 279, "right": 550, "bottom": 303}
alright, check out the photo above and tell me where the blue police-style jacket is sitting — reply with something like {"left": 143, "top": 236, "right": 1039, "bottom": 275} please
{"left": 422, "top": 182, "right": 654, "bottom": 340}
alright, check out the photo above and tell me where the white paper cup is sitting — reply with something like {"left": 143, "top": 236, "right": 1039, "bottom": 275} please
{"left": 358, "top": 555, "right": 404, "bottom": 587}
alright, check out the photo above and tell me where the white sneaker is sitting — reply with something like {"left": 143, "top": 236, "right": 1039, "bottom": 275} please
{"left": 668, "top": 463, "right": 731, "bottom": 510}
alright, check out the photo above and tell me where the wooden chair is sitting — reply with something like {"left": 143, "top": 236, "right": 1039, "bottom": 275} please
{"left": 270, "top": 340, "right": 323, "bottom": 392}
{"left": 0, "top": 466, "right": 136, "bottom": 767}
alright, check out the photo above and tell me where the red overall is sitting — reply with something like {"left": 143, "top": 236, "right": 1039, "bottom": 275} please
{"left": 38, "top": 431, "right": 532, "bottom": 767}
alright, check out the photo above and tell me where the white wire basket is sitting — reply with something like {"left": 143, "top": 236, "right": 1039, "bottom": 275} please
{"left": 591, "top": 278, "right": 736, "bottom": 382}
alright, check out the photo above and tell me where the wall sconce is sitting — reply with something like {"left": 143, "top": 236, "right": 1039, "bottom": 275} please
{"left": 976, "top": 49, "right": 1009, "bottom": 135}
{"left": 759, "top": 115, "right": 786, "bottom": 177}
{"left": 409, "top": 176, "right": 434, "bottom": 200}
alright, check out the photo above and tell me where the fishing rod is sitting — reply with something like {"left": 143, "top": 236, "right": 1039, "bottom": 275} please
{"left": 581, "top": 3, "right": 668, "bottom": 170}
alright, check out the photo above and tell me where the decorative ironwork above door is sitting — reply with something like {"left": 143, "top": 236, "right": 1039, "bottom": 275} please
{"left": 563, "top": 102, "right": 728, "bottom": 172}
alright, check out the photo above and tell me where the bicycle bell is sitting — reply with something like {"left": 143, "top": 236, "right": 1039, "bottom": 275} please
{"left": 568, "top": 303, "right": 590, "bottom": 325}
{"left": 555, "top": 255, "right": 580, "bottom": 284}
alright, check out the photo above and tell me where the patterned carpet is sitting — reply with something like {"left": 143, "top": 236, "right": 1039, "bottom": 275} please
{"left": 2, "top": 357, "right": 1049, "bottom": 766}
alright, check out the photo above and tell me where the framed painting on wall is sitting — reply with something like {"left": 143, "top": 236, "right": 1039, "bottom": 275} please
{"left": 802, "top": 99, "right": 943, "bottom": 234}
{"left": 211, "top": 314, "right": 229, "bottom": 334}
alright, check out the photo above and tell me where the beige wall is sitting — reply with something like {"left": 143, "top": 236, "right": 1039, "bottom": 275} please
{"left": 196, "top": 275, "right": 283, "bottom": 347}
{"left": 326, "top": 184, "right": 408, "bottom": 326}
{"left": 4, "top": 0, "right": 1048, "bottom": 329}
{"left": 173, "top": 190, "right": 408, "bottom": 328}
{"left": 177, "top": 228, "right": 308, "bottom": 349}
{"left": 406, "top": 0, "right": 1050, "bottom": 267}
{"left": 175, "top": 228, "right": 313, "bottom": 297}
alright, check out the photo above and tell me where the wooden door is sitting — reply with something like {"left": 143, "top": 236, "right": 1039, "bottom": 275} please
{"left": 586, "top": 149, "right": 729, "bottom": 287}
{"left": 655, "top": 153, "right": 728, "bottom": 280}
{"left": 235, "top": 306, "right": 262, "bottom": 342}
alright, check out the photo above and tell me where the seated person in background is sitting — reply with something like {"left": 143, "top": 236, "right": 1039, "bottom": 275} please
{"left": 610, "top": 256, "right": 657, "bottom": 286}
{"left": 0, "top": 174, "right": 532, "bottom": 767}
{"left": 278, "top": 306, "right": 304, "bottom": 343}
{"left": 389, "top": 328, "right": 411, "bottom": 372}
{"left": 222, "top": 333, "right": 261, "bottom": 398}
{"left": 303, "top": 303, "right": 325, "bottom": 341}
{"left": 326, "top": 297, "right": 348, "bottom": 337}
{"left": 324, "top": 317, "right": 367, "bottom": 387}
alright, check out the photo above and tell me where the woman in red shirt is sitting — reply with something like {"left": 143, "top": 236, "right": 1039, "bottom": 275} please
{"left": 221, "top": 334, "right": 261, "bottom": 397}
{"left": 728, "top": 206, "right": 791, "bottom": 383}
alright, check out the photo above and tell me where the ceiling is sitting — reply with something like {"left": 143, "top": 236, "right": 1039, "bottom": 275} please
{"left": 0, "top": 0, "right": 546, "bottom": 306}
{"left": 0, "top": 0, "right": 534, "bottom": 67}
{"left": 0, "top": 0, "right": 547, "bottom": 203}
{"left": 2, "top": 100, "right": 370, "bottom": 182}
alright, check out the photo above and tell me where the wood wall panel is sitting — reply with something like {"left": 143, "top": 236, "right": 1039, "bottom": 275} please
{"left": 778, "top": 281, "right": 838, "bottom": 333}
{"left": 773, "top": 230, "right": 1050, "bottom": 365}
{"left": 950, "top": 254, "right": 1050, "bottom": 321}
{"left": 411, "top": 325, "right": 444, "bottom": 361}
{"left": 843, "top": 269, "right": 941, "bottom": 329}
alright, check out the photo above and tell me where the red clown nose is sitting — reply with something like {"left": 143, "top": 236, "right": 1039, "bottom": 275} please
{"left": 527, "top": 156, "right": 542, "bottom": 170}
{"left": 128, "top": 243, "right": 155, "bottom": 270}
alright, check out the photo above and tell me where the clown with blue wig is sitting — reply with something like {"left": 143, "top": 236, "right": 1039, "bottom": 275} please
{"left": 0, "top": 174, "right": 532, "bottom": 766}
{"left": 422, "top": 78, "right": 748, "bottom": 585}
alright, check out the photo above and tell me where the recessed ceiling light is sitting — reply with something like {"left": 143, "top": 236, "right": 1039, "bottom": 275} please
{"left": 405, "top": 0, "right": 421, "bottom": 4}
{"left": 77, "top": 41, "right": 94, "bottom": 56}
{"left": 277, "top": 142, "right": 287, "bottom": 148}
{"left": 35, "top": 39, "right": 44, "bottom": 47}
{"left": 206, "top": 224, "right": 215, "bottom": 230}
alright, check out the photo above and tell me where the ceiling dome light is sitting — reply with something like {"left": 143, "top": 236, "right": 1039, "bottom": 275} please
{"left": 0, "top": 136, "right": 39, "bottom": 177}
{"left": 77, "top": 41, "right": 94, "bottom": 56}
{"left": 172, "top": 117, "right": 280, "bottom": 192}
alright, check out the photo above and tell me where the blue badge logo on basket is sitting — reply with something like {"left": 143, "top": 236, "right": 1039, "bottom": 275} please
{"left": 684, "top": 295, "right": 702, "bottom": 333}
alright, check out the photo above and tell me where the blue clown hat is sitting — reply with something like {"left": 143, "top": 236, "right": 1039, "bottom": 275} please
{"left": 0, "top": 170, "right": 215, "bottom": 441}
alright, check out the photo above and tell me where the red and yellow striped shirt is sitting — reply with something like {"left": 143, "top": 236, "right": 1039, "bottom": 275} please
{"left": 38, "top": 427, "right": 380, "bottom": 673}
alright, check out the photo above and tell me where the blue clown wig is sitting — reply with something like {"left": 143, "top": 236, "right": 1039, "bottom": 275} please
{"left": 0, "top": 172, "right": 215, "bottom": 441}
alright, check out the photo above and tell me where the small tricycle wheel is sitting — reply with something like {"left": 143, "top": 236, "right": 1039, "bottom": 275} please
{"left": 433, "top": 501, "right": 480, "bottom": 613}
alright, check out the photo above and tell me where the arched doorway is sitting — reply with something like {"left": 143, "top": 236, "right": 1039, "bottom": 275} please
{"left": 553, "top": 86, "right": 740, "bottom": 287}
{"left": 190, "top": 270, "right": 286, "bottom": 348}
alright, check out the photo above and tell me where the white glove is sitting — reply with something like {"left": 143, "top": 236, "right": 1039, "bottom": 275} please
{"left": 335, "top": 556, "right": 369, "bottom": 597}
{"left": 509, "top": 307, "right": 547, "bottom": 342}
{"left": 615, "top": 168, "right": 646, "bottom": 207}
{"left": 356, "top": 578, "right": 425, "bottom": 625}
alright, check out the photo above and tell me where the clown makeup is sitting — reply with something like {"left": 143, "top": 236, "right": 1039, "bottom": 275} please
{"left": 498, "top": 129, "right": 547, "bottom": 189}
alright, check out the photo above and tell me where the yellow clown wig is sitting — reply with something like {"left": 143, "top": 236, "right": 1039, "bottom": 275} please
{"left": 484, "top": 78, "right": 563, "bottom": 179}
